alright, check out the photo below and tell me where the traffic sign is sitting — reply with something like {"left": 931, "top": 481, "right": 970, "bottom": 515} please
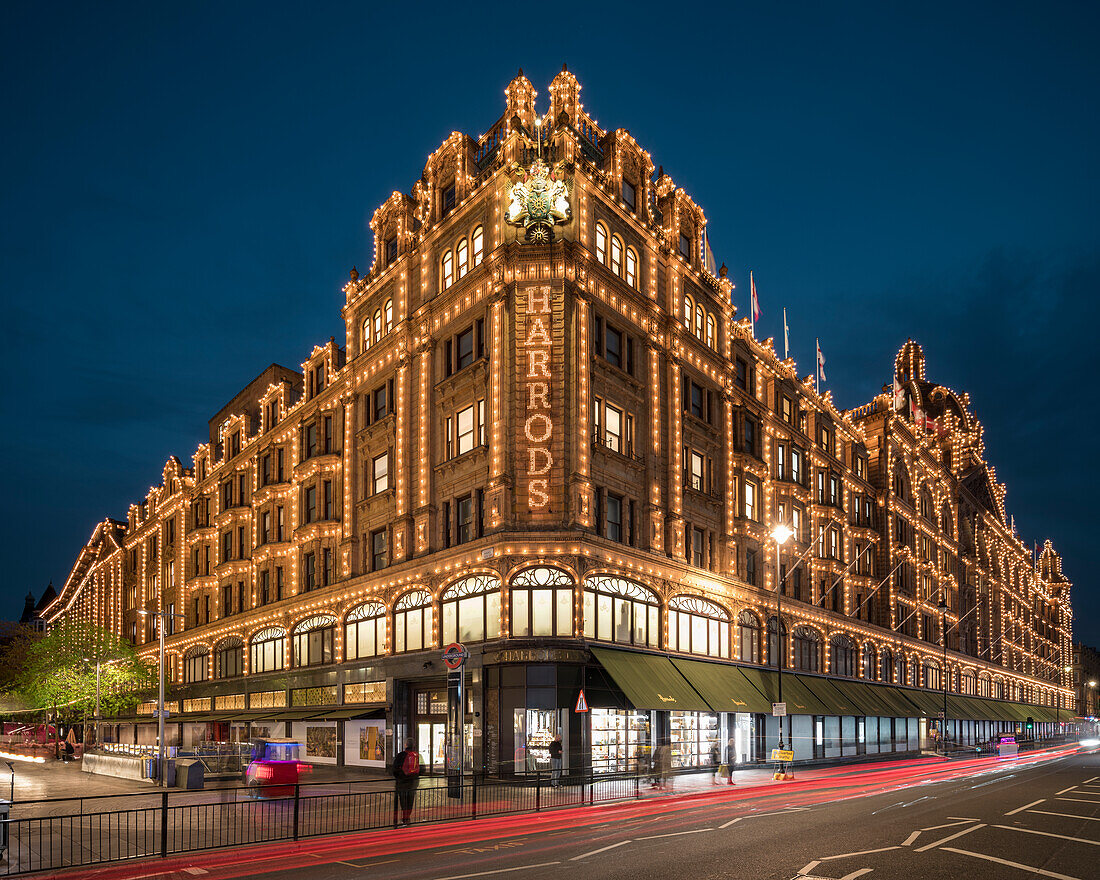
{"left": 772, "top": 702, "right": 787, "bottom": 717}
{"left": 575, "top": 689, "right": 589, "bottom": 713}
{"left": 770, "top": 748, "right": 794, "bottom": 763}
{"left": 442, "top": 643, "right": 469, "bottom": 670}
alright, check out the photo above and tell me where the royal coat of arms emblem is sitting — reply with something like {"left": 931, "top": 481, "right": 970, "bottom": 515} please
{"left": 505, "top": 158, "right": 571, "bottom": 243}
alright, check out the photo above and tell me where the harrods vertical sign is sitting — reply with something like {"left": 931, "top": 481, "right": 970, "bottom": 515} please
{"left": 517, "top": 283, "right": 564, "bottom": 519}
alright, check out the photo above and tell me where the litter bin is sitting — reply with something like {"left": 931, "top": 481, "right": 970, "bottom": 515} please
{"left": 174, "top": 759, "right": 204, "bottom": 790}
{"left": 143, "top": 757, "right": 156, "bottom": 779}
{"left": 0, "top": 798, "right": 10, "bottom": 858}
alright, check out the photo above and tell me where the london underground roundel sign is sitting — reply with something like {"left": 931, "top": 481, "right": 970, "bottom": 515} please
{"left": 442, "top": 643, "right": 469, "bottom": 670}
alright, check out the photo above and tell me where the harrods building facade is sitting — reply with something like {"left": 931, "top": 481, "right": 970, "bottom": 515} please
{"left": 46, "top": 70, "right": 1074, "bottom": 773}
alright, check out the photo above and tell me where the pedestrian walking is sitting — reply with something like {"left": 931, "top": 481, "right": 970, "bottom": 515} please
{"left": 653, "top": 738, "right": 673, "bottom": 791}
{"left": 549, "top": 732, "right": 563, "bottom": 787}
{"left": 391, "top": 738, "right": 421, "bottom": 826}
{"left": 723, "top": 737, "right": 737, "bottom": 785}
{"left": 709, "top": 740, "right": 721, "bottom": 784}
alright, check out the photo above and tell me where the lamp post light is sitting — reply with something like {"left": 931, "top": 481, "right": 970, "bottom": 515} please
{"left": 82, "top": 657, "right": 102, "bottom": 747}
{"left": 937, "top": 600, "right": 949, "bottom": 753}
{"left": 137, "top": 609, "right": 183, "bottom": 787}
{"left": 771, "top": 524, "right": 794, "bottom": 750}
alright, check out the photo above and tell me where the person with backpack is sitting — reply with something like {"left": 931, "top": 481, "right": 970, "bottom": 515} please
{"left": 392, "top": 738, "right": 421, "bottom": 825}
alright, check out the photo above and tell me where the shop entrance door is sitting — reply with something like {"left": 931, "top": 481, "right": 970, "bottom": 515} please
{"left": 417, "top": 722, "right": 446, "bottom": 773}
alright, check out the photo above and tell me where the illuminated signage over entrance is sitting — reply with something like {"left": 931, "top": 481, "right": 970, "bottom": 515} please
{"left": 523, "top": 284, "right": 553, "bottom": 509}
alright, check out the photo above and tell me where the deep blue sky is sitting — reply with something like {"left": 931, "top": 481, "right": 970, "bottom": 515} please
{"left": 3, "top": 3, "right": 1096, "bottom": 644}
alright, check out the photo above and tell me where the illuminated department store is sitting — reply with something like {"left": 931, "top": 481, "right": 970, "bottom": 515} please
{"left": 46, "top": 69, "right": 1074, "bottom": 775}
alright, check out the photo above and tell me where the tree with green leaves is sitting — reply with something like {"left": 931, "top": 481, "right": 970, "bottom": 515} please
{"left": 14, "top": 620, "right": 156, "bottom": 721}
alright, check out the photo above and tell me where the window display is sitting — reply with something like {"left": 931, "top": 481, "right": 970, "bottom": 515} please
{"left": 590, "top": 708, "right": 650, "bottom": 774}
{"left": 513, "top": 709, "right": 563, "bottom": 774}
{"left": 670, "top": 711, "right": 719, "bottom": 768}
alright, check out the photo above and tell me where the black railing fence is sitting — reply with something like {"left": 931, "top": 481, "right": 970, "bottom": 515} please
{"left": 0, "top": 770, "right": 651, "bottom": 875}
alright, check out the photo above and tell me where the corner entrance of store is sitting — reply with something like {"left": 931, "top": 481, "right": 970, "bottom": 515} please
{"left": 413, "top": 684, "right": 474, "bottom": 774}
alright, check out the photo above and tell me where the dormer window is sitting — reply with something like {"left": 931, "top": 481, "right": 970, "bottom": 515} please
{"left": 679, "top": 232, "right": 692, "bottom": 260}
{"left": 622, "top": 180, "right": 636, "bottom": 211}
{"left": 385, "top": 237, "right": 398, "bottom": 266}
{"left": 442, "top": 184, "right": 456, "bottom": 217}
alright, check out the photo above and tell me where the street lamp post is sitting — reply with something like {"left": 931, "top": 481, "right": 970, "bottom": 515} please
{"left": 937, "top": 600, "right": 949, "bottom": 753}
{"left": 138, "top": 609, "right": 182, "bottom": 787}
{"left": 82, "top": 657, "right": 103, "bottom": 747}
{"left": 771, "top": 524, "right": 794, "bottom": 750}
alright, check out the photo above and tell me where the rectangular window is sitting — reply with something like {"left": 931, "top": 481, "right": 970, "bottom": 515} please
{"left": 302, "top": 553, "right": 316, "bottom": 592}
{"left": 746, "top": 548, "right": 757, "bottom": 586}
{"left": 622, "top": 180, "right": 636, "bottom": 211}
{"left": 275, "top": 566, "right": 284, "bottom": 601}
{"left": 689, "top": 381, "right": 704, "bottom": 420}
{"left": 457, "top": 405, "right": 475, "bottom": 455}
{"left": 304, "top": 423, "right": 318, "bottom": 459}
{"left": 371, "top": 528, "right": 388, "bottom": 572}
{"left": 679, "top": 232, "right": 692, "bottom": 259}
{"left": 276, "top": 506, "right": 284, "bottom": 542}
{"left": 385, "top": 237, "right": 398, "bottom": 265}
{"left": 830, "top": 474, "right": 840, "bottom": 506}
{"left": 222, "top": 582, "right": 233, "bottom": 616}
{"left": 442, "top": 184, "right": 456, "bottom": 215}
{"left": 735, "top": 358, "right": 748, "bottom": 390}
{"left": 791, "top": 448, "right": 803, "bottom": 484}
{"left": 322, "top": 414, "right": 334, "bottom": 453}
{"left": 276, "top": 447, "right": 285, "bottom": 482}
{"left": 692, "top": 527, "right": 705, "bottom": 567}
{"left": 456, "top": 327, "right": 474, "bottom": 371}
{"left": 743, "top": 480, "right": 758, "bottom": 521}
{"left": 222, "top": 481, "right": 233, "bottom": 510}
{"left": 743, "top": 418, "right": 756, "bottom": 455}
{"left": 776, "top": 443, "right": 786, "bottom": 480}
{"left": 221, "top": 531, "right": 232, "bottom": 562}
{"left": 323, "top": 480, "right": 334, "bottom": 519}
{"left": 304, "top": 485, "right": 317, "bottom": 524}
{"left": 605, "top": 404, "right": 622, "bottom": 453}
{"left": 373, "top": 383, "right": 388, "bottom": 422}
{"left": 238, "top": 473, "right": 248, "bottom": 505}
{"left": 373, "top": 453, "right": 389, "bottom": 494}
{"left": 261, "top": 453, "right": 271, "bottom": 486}
{"left": 604, "top": 325, "right": 622, "bottom": 368}
{"left": 478, "top": 399, "right": 486, "bottom": 446}
{"left": 689, "top": 451, "right": 706, "bottom": 492}
{"left": 238, "top": 581, "right": 246, "bottom": 614}
{"left": 322, "top": 547, "right": 333, "bottom": 586}
{"left": 781, "top": 395, "right": 793, "bottom": 424}
{"left": 606, "top": 493, "right": 623, "bottom": 543}
{"left": 237, "top": 525, "right": 246, "bottom": 558}
{"left": 260, "top": 570, "right": 270, "bottom": 605}
{"left": 456, "top": 494, "right": 474, "bottom": 545}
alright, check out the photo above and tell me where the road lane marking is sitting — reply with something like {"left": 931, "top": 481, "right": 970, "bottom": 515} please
{"left": 818, "top": 846, "right": 901, "bottom": 861}
{"left": 1083, "top": 776, "right": 1099, "bottom": 784}
{"left": 947, "top": 817, "right": 980, "bottom": 821}
{"left": 334, "top": 858, "right": 398, "bottom": 869}
{"left": 1055, "top": 797, "right": 1100, "bottom": 804}
{"left": 797, "top": 860, "right": 821, "bottom": 875}
{"left": 635, "top": 828, "right": 713, "bottom": 841}
{"left": 901, "top": 831, "right": 920, "bottom": 846}
{"left": 431, "top": 862, "right": 561, "bottom": 880}
{"left": 570, "top": 840, "right": 632, "bottom": 861}
{"left": 991, "top": 825, "right": 1100, "bottom": 846}
{"left": 718, "top": 807, "right": 808, "bottom": 829}
{"left": 915, "top": 823, "right": 986, "bottom": 852}
{"left": 925, "top": 819, "right": 980, "bottom": 830}
{"left": 719, "top": 817, "right": 742, "bottom": 829}
{"left": 1055, "top": 787, "right": 1077, "bottom": 795}
{"left": 838, "top": 870, "right": 873, "bottom": 880}
{"left": 1028, "top": 810, "right": 1100, "bottom": 822}
{"left": 941, "top": 846, "right": 1082, "bottom": 880}
{"left": 1006, "top": 799, "right": 1045, "bottom": 815}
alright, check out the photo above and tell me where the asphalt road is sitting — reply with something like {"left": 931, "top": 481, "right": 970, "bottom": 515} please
{"left": 67, "top": 747, "right": 1100, "bottom": 880}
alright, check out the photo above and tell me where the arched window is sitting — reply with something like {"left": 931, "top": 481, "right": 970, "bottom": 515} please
{"left": 610, "top": 235, "right": 623, "bottom": 275}
{"left": 583, "top": 576, "right": 659, "bottom": 647}
{"left": 861, "top": 642, "right": 876, "bottom": 680}
{"left": 384, "top": 299, "right": 393, "bottom": 333}
{"left": 794, "top": 626, "right": 821, "bottom": 672}
{"left": 881, "top": 647, "right": 893, "bottom": 682}
{"left": 738, "top": 610, "right": 761, "bottom": 664}
{"left": 705, "top": 314, "right": 715, "bottom": 348}
{"left": 892, "top": 464, "right": 909, "bottom": 502}
{"left": 441, "top": 251, "right": 454, "bottom": 290}
{"left": 293, "top": 614, "right": 336, "bottom": 667}
{"left": 922, "top": 660, "right": 940, "bottom": 690}
{"left": 362, "top": 318, "right": 371, "bottom": 351}
{"left": 184, "top": 646, "right": 208, "bottom": 683}
{"left": 441, "top": 574, "right": 501, "bottom": 644}
{"left": 830, "top": 634, "right": 856, "bottom": 677}
{"left": 510, "top": 567, "right": 573, "bottom": 637}
{"left": 978, "top": 672, "right": 991, "bottom": 697}
{"left": 895, "top": 653, "right": 908, "bottom": 686}
{"left": 373, "top": 309, "right": 383, "bottom": 343}
{"left": 909, "top": 657, "right": 920, "bottom": 687}
{"left": 961, "top": 671, "right": 976, "bottom": 695}
{"left": 940, "top": 503, "right": 953, "bottom": 537}
{"left": 668, "top": 596, "right": 730, "bottom": 659}
{"left": 919, "top": 488, "right": 933, "bottom": 520}
{"left": 695, "top": 304, "right": 704, "bottom": 339}
{"left": 215, "top": 636, "right": 243, "bottom": 679}
{"left": 394, "top": 590, "right": 433, "bottom": 653}
{"left": 472, "top": 226, "right": 484, "bottom": 266}
{"left": 993, "top": 678, "right": 1004, "bottom": 700}
{"left": 767, "top": 616, "right": 788, "bottom": 668}
{"left": 595, "top": 223, "right": 607, "bottom": 263}
{"left": 624, "top": 248, "right": 638, "bottom": 288}
{"left": 345, "top": 602, "right": 386, "bottom": 661}
{"left": 250, "top": 627, "right": 285, "bottom": 673}
{"left": 456, "top": 239, "right": 469, "bottom": 278}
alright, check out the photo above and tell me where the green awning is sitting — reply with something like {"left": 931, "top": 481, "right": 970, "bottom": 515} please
{"left": 971, "top": 697, "right": 1017, "bottom": 722}
{"left": 319, "top": 706, "right": 387, "bottom": 721}
{"left": 733, "top": 667, "right": 831, "bottom": 715}
{"left": 797, "top": 676, "right": 865, "bottom": 716}
{"left": 820, "top": 678, "right": 891, "bottom": 716}
{"left": 896, "top": 687, "right": 944, "bottom": 717}
{"left": 590, "top": 648, "right": 712, "bottom": 712}
{"left": 670, "top": 658, "right": 773, "bottom": 714}
{"left": 867, "top": 685, "right": 922, "bottom": 718}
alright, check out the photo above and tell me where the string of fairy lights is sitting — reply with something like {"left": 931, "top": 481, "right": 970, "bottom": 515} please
{"left": 43, "top": 69, "right": 1072, "bottom": 710}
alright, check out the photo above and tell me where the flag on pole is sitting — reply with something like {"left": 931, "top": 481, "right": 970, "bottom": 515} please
{"left": 783, "top": 308, "right": 790, "bottom": 359}
{"left": 703, "top": 229, "right": 717, "bottom": 276}
{"left": 892, "top": 376, "right": 906, "bottom": 411}
{"left": 816, "top": 338, "right": 826, "bottom": 384}
{"left": 750, "top": 271, "right": 761, "bottom": 330}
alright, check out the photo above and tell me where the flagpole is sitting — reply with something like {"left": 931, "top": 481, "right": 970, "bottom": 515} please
{"left": 815, "top": 337, "right": 820, "bottom": 395}
{"left": 783, "top": 307, "right": 789, "bottom": 359}
{"left": 750, "top": 270, "right": 755, "bottom": 339}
